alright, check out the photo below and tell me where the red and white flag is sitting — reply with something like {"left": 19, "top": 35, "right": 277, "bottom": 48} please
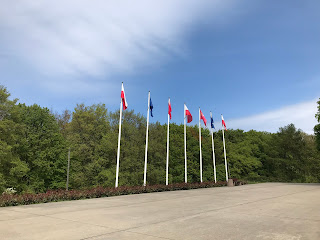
{"left": 121, "top": 83, "right": 128, "bottom": 110}
{"left": 168, "top": 98, "right": 172, "bottom": 120}
{"left": 184, "top": 104, "right": 193, "bottom": 123}
{"left": 200, "top": 109, "right": 207, "bottom": 126}
{"left": 221, "top": 114, "right": 227, "bottom": 130}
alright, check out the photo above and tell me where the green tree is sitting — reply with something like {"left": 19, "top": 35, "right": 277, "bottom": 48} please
{"left": 227, "top": 130, "right": 263, "bottom": 180}
{"left": 2, "top": 85, "right": 320, "bottom": 193}
{"left": 273, "top": 124, "right": 306, "bottom": 182}
{"left": 66, "top": 104, "right": 110, "bottom": 188}
{"left": 301, "top": 133, "right": 320, "bottom": 182}
{"left": 55, "top": 109, "right": 71, "bottom": 138}
{"left": 17, "top": 104, "right": 67, "bottom": 192}
{"left": 0, "top": 86, "right": 29, "bottom": 192}
{"left": 147, "top": 122, "right": 166, "bottom": 185}
{"left": 113, "top": 110, "right": 146, "bottom": 186}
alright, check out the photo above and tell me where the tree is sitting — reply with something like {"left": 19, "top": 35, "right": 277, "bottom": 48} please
{"left": 227, "top": 130, "right": 263, "bottom": 180}
{"left": 66, "top": 104, "right": 110, "bottom": 188}
{"left": 55, "top": 109, "right": 71, "bottom": 138}
{"left": 113, "top": 110, "right": 146, "bottom": 186}
{"left": 17, "top": 104, "right": 67, "bottom": 192}
{"left": 0, "top": 86, "right": 29, "bottom": 192}
{"left": 273, "top": 124, "right": 306, "bottom": 182}
{"left": 2, "top": 85, "right": 320, "bottom": 193}
{"left": 301, "top": 133, "right": 320, "bottom": 182}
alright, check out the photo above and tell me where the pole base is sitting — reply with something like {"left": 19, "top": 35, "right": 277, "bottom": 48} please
{"left": 227, "top": 179, "right": 234, "bottom": 187}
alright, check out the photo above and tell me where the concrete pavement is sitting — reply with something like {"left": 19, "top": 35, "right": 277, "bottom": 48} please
{"left": 0, "top": 183, "right": 319, "bottom": 240}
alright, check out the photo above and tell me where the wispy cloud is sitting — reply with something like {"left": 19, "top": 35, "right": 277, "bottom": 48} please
{"left": 0, "top": 0, "right": 236, "bottom": 78}
{"left": 228, "top": 99, "right": 318, "bottom": 134}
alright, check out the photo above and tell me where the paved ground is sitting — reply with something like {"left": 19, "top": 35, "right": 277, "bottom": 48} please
{"left": 0, "top": 183, "right": 319, "bottom": 240}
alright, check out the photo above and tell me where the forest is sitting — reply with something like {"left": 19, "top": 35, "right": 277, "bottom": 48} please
{"left": 1, "top": 85, "right": 320, "bottom": 194}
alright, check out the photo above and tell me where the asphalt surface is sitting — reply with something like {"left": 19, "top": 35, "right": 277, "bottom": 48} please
{"left": 1, "top": 183, "right": 319, "bottom": 240}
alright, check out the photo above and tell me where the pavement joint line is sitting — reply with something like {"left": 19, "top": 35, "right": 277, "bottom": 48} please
{"left": 1, "top": 211, "right": 121, "bottom": 231}
{"left": 200, "top": 187, "right": 320, "bottom": 214}
{"left": 225, "top": 211, "right": 320, "bottom": 223}
{"left": 79, "top": 228, "right": 175, "bottom": 240}
{"left": 125, "top": 229, "right": 176, "bottom": 240}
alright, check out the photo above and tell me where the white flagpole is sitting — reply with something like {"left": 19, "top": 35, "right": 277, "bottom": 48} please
{"left": 184, "top": 104, "right": 187, "bottom": 183}
{"left": 222, "top": 117, "right": 228, "bottom": 182}
{"left": 143, "top": 91, "right": 150, "bottom": 186}
{"left": 166, "top": 98, "right": 170, "bottom": 185}
{"left": 115, "top": 83, "right": 124, "bottom": 188}
{"left": 211, "top": 131, "right": 217, "bottom": 183}
{"left": 211, "top": 112, "right": 217, "bottom": 183}
{"left": 199, "top": 108, "right": 203, "bottom": 183}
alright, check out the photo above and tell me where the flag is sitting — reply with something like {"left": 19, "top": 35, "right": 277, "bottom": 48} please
{"left": 221, "top": 114, "right": 227, "bottom": 130}
{"left": 185, "top": 104, "right": 192, "bottom": 123}
{"left": 210, "top": 112, "right": 215, "bottom": 129}
{"left": 200, "top": 109, "right": 207, "bottom": 126}
{"left": 168, "top": 98, "right": 172, "bottom": 120}
{"left": 121, "top": 83, "right": 128, "bottom": 110}
{"left": 150, "top": 97, "right": 153, "bottom": 117}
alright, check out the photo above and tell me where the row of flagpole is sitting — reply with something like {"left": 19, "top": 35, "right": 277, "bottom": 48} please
{"left": 115, "top": 83, "right": 229, "bottom": 188}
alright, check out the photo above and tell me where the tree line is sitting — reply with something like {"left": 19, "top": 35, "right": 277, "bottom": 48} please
{"left": 1, "top": 85, "right": 319, "bottom": 193}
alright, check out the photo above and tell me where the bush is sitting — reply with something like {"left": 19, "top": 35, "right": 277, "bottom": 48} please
{"left": 0, "top": 181, "right": 232, "bottom": 207}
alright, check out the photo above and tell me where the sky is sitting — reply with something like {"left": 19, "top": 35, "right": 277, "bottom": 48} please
{"left": 1, "top": 0, "right": 319, "bottom": 134}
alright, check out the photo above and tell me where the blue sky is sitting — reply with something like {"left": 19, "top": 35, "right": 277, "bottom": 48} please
{"left": 1, "top": 0, "right": 319, "bottom": 133}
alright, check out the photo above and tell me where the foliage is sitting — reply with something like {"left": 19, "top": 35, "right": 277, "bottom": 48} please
{"left": 0, "top": 86, "right": 66, "bottom": 193}
{"left": 0, "top": 86, "right": 319, "bottom": 196}
{"left": 0, "top": 181, "right": 227, "bottom": 207}
{"left": 0, "top": 86, "right": 29, "bottom": 192}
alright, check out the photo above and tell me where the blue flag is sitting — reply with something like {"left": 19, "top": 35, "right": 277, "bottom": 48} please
{"left": 210, "top": 112, "right": 215, "bottom": 129}
{"left": 150, "top": 98, "right": 153, "bottom": 117}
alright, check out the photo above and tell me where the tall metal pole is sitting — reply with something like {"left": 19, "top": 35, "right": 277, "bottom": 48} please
{"left": 166, "top": 100, "right": 170, "bottom": 185}
{"left": 199, "top": 108, "right": 203, "bottom": 183}
{"left": 66, "top": 147, "right": 70, "bottom": 191}
{"left": 211, "top": 130, "right": 217, "bottom": 183}
{"left": 115, "top": 85, "right": 124, "bottom": 188}
{"left": 184, "top": 104, "right": 187, "bottom": 183}
{"left": 143, "top": 91, "right": 150, "bottom": 186}
{"left": 222, "top": 128, "right": 228, "bottom": 182}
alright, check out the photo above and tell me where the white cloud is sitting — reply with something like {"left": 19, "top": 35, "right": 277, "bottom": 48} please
{"left": 0, "top": 0, "right": 236, "bottom": 78}
{"left": 228, "top": 99, "right": 318, "bottom": 134}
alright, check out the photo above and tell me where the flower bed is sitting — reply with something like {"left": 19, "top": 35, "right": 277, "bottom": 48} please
{"left": 0, "top": 181, "right": 228, "bottom": 207}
